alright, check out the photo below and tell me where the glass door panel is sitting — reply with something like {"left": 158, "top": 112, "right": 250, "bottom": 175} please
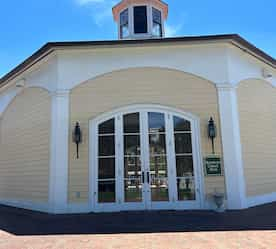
{"left": 173, "top": 116, "right": 196, "bottom": 201}
{"left": 148, "top": 112, "right": 169, "bottom": 202}
{"left": 94, "top": 110, "right": 200, "bottom": 211}
{"left": 123, "top": 113, "right": 143, "bottom": 203}
{"left": 98, "top": 118, "right": 116, "bottom": 203}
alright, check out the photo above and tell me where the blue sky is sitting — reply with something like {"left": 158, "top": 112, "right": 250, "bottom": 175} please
{"left": 1, "top": 0, "right": 275, "bottom": 78}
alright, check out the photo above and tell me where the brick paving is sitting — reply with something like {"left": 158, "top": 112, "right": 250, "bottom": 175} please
{"left": 1, "top": 203, "right": 276, "bottom": 248}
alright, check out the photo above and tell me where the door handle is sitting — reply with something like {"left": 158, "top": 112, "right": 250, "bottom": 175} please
{"left": 142, "top": 172, "right": 145, "bottom": 183}
{"left": 147, "top": 172, "right": 150, "bottom": 183}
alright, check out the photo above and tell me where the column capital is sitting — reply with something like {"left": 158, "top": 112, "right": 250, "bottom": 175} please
{"left": 215, "top": 83, "right": 237, "bottom": 91}
{"left": 50, "top": 89, "right": 70, "bottom": 97}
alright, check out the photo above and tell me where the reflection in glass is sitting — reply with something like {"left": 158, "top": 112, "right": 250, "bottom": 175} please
{"left": 99, "top": 119, "right": 115, "bottom": 134}
{"left": 99, "top": 135, "right": 115, "bottom": 156}
{"left": 124, "top": 113, "right": 140, "bottom": 133}
{"left": 177, "top": 178, "right": 196, "bottom": 201}
{"left": 124, "top": 179, "right": 142, "bottom": 202}
{"left": 123, "top": 113, "right": 142, "bottom": 203}
{"left": 152, "top": 23, "right": 162, "bottom": 37}
{"left": 98, "top": 181, "right": 116, "bottom": 203}
{"left": 152, "top": 7, "right": 162, "bottom": 37}
{"left": 124, "top": 135, "right": 140, "bottom": 155}
{"left": 173, "top": 116, "right": 195, "bottom": 201}
{"left": 151, "top": 177, "right": 169, "bottom": 201}
{"left": 99, "top": 158, "right": 115, "bottom": 179}
{"left": 124, "top": 156, "right": 141, "bottom": 178}
{"left": 148, "top": 112, "right": 168, "bottom": 202}
{"left": 149, "top": 134, "right": 166, "bottom": 154}
{"left": 173, "top": 116, "right": 191, "bottom": 132}
{"left": 174, "top": 133, "right": 192, "bottom": 154}
{"left": 150, "top": 156, "right": 167, "bottom": 178}
{"left": 148, "top": 112, "right": 165, "bottom": 133}
{"left": 176, "top": 156, "right": 194, "bottom": 177}
{"left": 120, "top": 8, "right": 129, "bottom": 39}
{"left": 121, "top": 25, "right": 129, "bottom": 38}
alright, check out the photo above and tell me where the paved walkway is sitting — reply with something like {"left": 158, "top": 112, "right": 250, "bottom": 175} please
{"left": 1, "top": 203, "right": 276, "bottom": 248}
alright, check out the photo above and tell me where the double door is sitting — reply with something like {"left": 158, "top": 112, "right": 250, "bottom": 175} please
{"left": 93, "top": 109, "right": 201, "bottom": 212}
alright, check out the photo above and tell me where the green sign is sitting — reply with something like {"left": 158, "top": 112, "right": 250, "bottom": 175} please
{"left": 204, "top": 155, "right": 222, "bottom": 176}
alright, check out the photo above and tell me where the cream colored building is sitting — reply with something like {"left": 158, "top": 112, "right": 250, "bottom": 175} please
{"left": 0, "top": 0, "right": 275, "bottom": 214}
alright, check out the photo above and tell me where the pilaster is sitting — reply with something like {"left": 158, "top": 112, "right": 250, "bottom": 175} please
{"left": 216, "top": 83, "right": 247, "bottom": 209}
{"left": 49, "top": 89, "right": 70, "bottom": 213}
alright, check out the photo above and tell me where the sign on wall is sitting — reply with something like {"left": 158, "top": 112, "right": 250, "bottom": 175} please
{"left": 204, "top": 155, "right": 223, "bottom": 176}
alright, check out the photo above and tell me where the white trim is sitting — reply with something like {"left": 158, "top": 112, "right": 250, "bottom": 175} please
{"left": 193, "top": 117, "right": 206, "bottom": 209}
{"left": 89, "top": 119, "right": 96, "bottom": 212}
{"left": 216, "top": 83, "right": 237, "bottom": 90}
{"left": 0, "top": 199, "right": 50, "bottom": 213}
{"left": 166, "top": 113, "right": 177, "bottom": 204}
{"left": 116, "top": 115, "right": 123, "bottom": 205}
{"left": 147, "top": 5, "right": 152, "bottom": 36}
{"left": 91, "top": 105, "right": 200, "bottom": 125}
{"left": 49, "top": 89, "right": 70, "bottom": 214}
{"left": 217, "top": 84, "right": 247, "bottom": 209}
{"left": 247, "top": 192, "right": 276, "bottom": 208}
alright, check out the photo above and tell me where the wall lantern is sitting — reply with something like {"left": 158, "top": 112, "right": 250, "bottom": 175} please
{"left": 73, "top": 122, "right": 82, "bottom": 159}
{"left": 208, "top": 117, "right": 217, "bottom": 154}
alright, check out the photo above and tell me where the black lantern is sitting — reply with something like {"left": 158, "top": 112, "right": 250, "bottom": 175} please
{"left": 73, "top": 122, "right": 82, "bottom": 159}
{"left": 208, "top": 117, "right": 216, "bottom": 154}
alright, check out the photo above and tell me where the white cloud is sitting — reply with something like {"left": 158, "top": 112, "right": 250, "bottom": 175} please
{"left": 75, "top": 0, "right": 116, "bottom": 26}
{"left": 76, "top": 0, "right": 106, "bottom": 6}
{"left": 165, "top": 23, "right": 183, "bottom": 37}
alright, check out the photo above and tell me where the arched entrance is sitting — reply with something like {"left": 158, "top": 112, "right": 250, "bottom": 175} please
{"left": 89, "top": 105, "right": 203, "bottom": 212}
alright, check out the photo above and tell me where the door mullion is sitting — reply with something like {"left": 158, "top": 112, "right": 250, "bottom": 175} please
{"left": 116, "top": 114, "right": 124, "bottom": 206}
{"left": 191, "top": 120, "right": 201, "bottom": 206}
{"left": 94, "top": 124, "right": 99, "bottom": 210}
{"left": 166, "top": 113, "right": 177, "bottom": 204}
{"left": 140, "top": 111, "right": 150, "bottom": 209}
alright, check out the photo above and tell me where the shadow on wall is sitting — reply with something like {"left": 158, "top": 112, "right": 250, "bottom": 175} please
{"left": 1, "top": 203, "right": 276, "bottom": 236}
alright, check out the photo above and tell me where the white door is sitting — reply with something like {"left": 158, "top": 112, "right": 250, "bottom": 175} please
{"left": 91, "top": 108, "right": 202, "bottom": 212}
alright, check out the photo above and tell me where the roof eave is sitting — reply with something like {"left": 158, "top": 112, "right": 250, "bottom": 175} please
{"left": 0, "top": 34, "right": 275, "bottom": 88}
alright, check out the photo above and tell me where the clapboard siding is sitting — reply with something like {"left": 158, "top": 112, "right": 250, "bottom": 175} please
{"left": 237, "top": 79, "right": 276, "bottom": 197}
{"left": 0, "top": 88, "right": 51, "bottom": 202}
{"left": 69, "top": 68, "right": 225, "bottom": 203}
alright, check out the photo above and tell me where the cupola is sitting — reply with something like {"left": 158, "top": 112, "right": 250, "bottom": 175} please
{"left": 112, "top": 0, "right": 168, "bottom": 40}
